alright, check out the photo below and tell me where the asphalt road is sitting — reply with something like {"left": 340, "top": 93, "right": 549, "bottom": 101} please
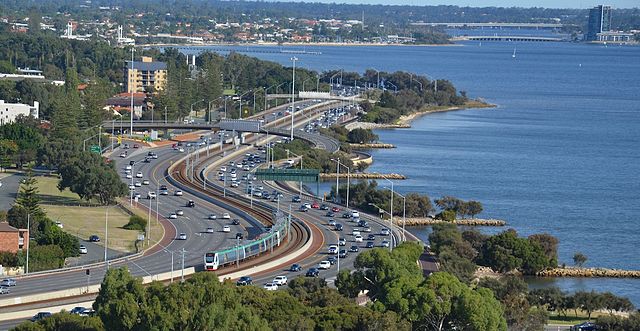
{"left": 0, "top": 172, "right": 22, "bottom": 211}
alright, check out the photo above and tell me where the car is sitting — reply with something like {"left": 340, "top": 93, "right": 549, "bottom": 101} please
{"left": 339, "top": 250, "right": 348, "bottom": 258}
{"left": 232, "top": 219, "right": 240, "bottom": 225}
{"left": 338, "top": 238, "right": 347, "bottom": 246}
{"left": 178, "top": 233, "right": 187, "bottom": 240}
{"left": 30, "top": 312, "right": 52, "bottom": 322}
{"left": 55, "top": 221, "right": 63, "bottom": 228}
{"left": 292, "top": 196, "right": 301, "bottom": 202}
{"left": 334, "top": 223, "right": 343, "bottom": 231}
{"left": 134, "top": 181, "right": 142, "bottom": 187}
{"left": 320, "top": 204, "right": 329, "bottom": 210}
{"left": 299, "top": 206, "right": 309, "bottom": 212}
{"left": 290, "top": 264, "right": 302, "bottom": 272}
{"left": 0, "top": 286, "right": 9, "bottom": 295}
{"left": 142, "top": 179, "right": 150, "bottom": 185}
{"left": 160, "top": 185, "right": 167, "bottom": 190}
{"left": 235, "top": 233, "right": 244, "bottom": 240}
{"left": 136, "top": 172, "right": 143, "bottom": 178}
{"left": 311, "top": 202, "right": 320, "bottom": 209}
{"left": 328, "top": 219, "right": 337, "bottom": 226}
{"left": 125, "top": 174, "right": 132, "bottom": 179}
{"left": 0, "top": 278, "right": 16, "bottom": 287}
{"left": 362, "top": 227, "right": 372, "bottom": 233}
{"left": 176, "top": 209, "right": 184, "bottom": 216}
{"left": 342, "top": 212, "right": 351, "bottom": 219}
{"left": 125, "top": 165, "right": 132, "bottom": 170}
{"left": 381, "top": 228, "right": 391, "bottom": 236}
{"left": 381, "top": 240, "right": 390, "bottom": 248}
{"left": 119, "top": 152, "right": 127, "bottom": 158}
{"left": 327, "top": 256, "right": 337, "bottom": 265}
{"left": 134, "top": 192, "right": 141, "bottom": 199}
{"left": 222, "top": 225, "right": 231, "bottom": 233}
{"left": 147, "top": 191, "right": 156, "bottom": 199}
{"left": 236, "top": 276, "right": 253, "bottom": 286}
{"left": 302, "top": 202, "right": 311, "bottom": 209}
{"left": 175, "top": 190, "right": 183, "bottom": 196}
{"left": 570, "top": 322, "right": 596, "bottom": 331}
{"left": 367, "top": 234, "right": 376, "bottom": 241}
{"left": 331, "top": 207, "right": 340, "bottom": 212}
{"left": 89, "top": 235, "right": 100, "bottom": 242}
{"left": 306, "top": 268, "right": 320, "bottom": 277}
{"left": 70, "top": 307, "right": 87, "bottom": 315}
{"left": 263, "top": 283, "right": 278, "bottom": 291}
{"left": 186, "top": 200, "right": 195, "bottom": 207}
{"left": 79, "top": 245, "right": 88, "bottom": 254}
{"left": 349, "top": 245, "right": 360, "bottom": 252}
{"left": 325, "top": 211, "right": 335, "bottom": 217}
{"left": 357, "top": 220, "right": 369, "bottom": 227}
{"left": 354, "top": 234, "right": 363, "bottom": 242}
{"left": 352, "top": 211, "right": 360, "bottom": 218}
{"left": 169, "top": 213, "right": 177, "bottom": 219}
{"left": 366, "top": 241, "right": 375, "bottom": 248}
{"left": 328, "top": 245, "right": 338, "bottom": 254}
{"left": 273, "top": 276, "right": 288, "bottom": 285}
{"left": 133, "top": 144, "right": 139, "bottom": 148}
{"left": 222, "top": 213, "right": 231, "bottom": 219}
{"left": 352, "top": 229, "right": 361, "bottom": 236}
{"left": 123, "top": 143, "right": 130, "bottom": 149}
{"left": 318, "top": 260, "right": 331, "bottom": 270}
{"left": 208, "top": 214, "right": 217, "bottom": 220}
{"left": 206, "top": 227, "right": 214, "bottom": 234}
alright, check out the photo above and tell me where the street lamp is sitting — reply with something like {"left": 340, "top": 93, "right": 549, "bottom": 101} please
{"left": 371, "top": 67, "right": 380, "bottom": 89}
{"left": 302, "top": 78, "right": 312, "bottom": 92}
{"left": 252, "top": 87, "right": 264, "bottom": 114}
{"left": 237, "top": 90, "right": 253, "bottom": 119}
{"left": 190, "top": 99, "right": 205, "bottom": 120}
{"left": 331, "top": 158, "right": 350, "bottom": 210}
{"left": 286, "top": 149, "right": 304, "bottom": 194}
{"left": 129, "top": 47, "right": 135, "bottom": 139}
{"left": 369, "top": 202, "right": 394, "bottom": 252}
{"left": 383, "top": 187, "right": 406, "bottom": 242}
{"left": 208, "top": 96, "right": 224, "bottom": 124}
{"left": 290, "top": 57, "right": 298, "bottom": 140}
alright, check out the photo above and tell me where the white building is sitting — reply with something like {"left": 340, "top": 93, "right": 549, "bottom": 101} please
{"left": 0, "top": 100, "right": 39, "bottom": 125}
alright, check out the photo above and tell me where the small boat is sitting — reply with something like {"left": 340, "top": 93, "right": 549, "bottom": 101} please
{"left": 512, "top": 47, "right": 517, "bottom": 58}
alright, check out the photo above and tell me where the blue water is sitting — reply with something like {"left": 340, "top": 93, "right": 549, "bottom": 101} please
{"left": 180, "top": 42, "right": 640, "bottom": 303}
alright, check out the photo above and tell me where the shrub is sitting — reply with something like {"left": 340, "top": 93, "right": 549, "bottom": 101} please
{"left": 123, "top": 215, "right": 146, "bottom": 231}
{"left": 436, "top": 210, "right": 456, "bottom": 222}
{"left": 28, "top": 244, "right": 65, "bottom": 272}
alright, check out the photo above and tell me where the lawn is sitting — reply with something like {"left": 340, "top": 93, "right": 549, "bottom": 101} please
{"left": 44, "top": 205, "right": 137, "bottom": 252}
{"left": 31, "top": 175, "right": 94, "bottom": 205}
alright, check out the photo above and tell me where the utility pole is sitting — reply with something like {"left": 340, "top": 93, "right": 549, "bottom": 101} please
{"left": 181, "top": 248, "right": 186, "bottom": 282}
{"left": 129, "top": 48, "right": 134, "bottom": 139}
{"left": 26, "top": 214, "right": 30, "bottom": 274}
{"left": 290, "top": 57, "right": 298, "bottom": 140}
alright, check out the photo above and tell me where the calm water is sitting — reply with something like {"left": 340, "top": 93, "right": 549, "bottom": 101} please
{"left": 182, "top": 42, "right": 640, "bottom": 303}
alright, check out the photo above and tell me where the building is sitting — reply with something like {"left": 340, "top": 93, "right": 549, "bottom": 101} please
{"left": 125, "top": 56, "right": 167, "bottom": 94}
{"left": 0, "top": 222, "right": 29, "bottom": 254}
{"left": 587, "top": 5, "right": 612, "bottom": 41}
{"left": 0, "top": 100, "right": 39, "bottom": 125}
{"left": 105, "top": 92, "right": 147, "bottom": 119}
{"left": 595, "top": 31, "right": 634, "bottom": 42}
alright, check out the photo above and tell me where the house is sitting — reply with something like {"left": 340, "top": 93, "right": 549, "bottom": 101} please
{"left": 0, "top": 222, "right": 29, "bottom": 254}
{"left": 0, "top": 100, "right": 39, "bottom": 125}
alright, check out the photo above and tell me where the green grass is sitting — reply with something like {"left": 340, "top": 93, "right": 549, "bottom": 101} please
{"left": 29, "top": 175, "right": 94, "bottom": 205}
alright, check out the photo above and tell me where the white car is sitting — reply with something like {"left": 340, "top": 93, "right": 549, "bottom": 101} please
{"left": 328, "top": 220, "right": 337, "bottom": 226}
{"left": 136, "top": 172, "right": 143, "bottom": 178}
{"left": 381, "top": 240, "right": 390, "bottom": 248}
{"left": 222, "top": 213, "right": 231, "bottom": 219}
{"left": 178, "top": 148, "right": 185, "bottom": 152}
{"left": 134, "top": 192, "right": 141, "bottom": 199}
{"left": 354, "top": 235, "right": 363, "bottom": 243}
{"left": 169, "top": 213, "right": 178, "bottom": 219}
{"left": 263, "top": 283, "right": 278, "bottom": 291}
{"left": 134, "top": 181, "right": 142, "bottom": 187}
{"left": 125, "top": 174, "right": 132, "bottom": 179}
{"left": 175, "top": 190, "right": 183, "bottom": 196}
{"left": 222, "top": 225, "right": 231, "bottom": 233}
{"left": 147, "top": 191, "right": 156, "bottom": 199}
{"left": 125, "top": 165, "right": 132, "bottom": 170}
{"left": 328, "top": 245, "right": 338, "bottom": 254}
{"left": 381, "top": 228, "right": 391, "bottom": 236}
{"left": 142, "top": 180, "right": 150, "bottom": 185}
{"left": 160, "top": 190, "right": 168, "bottom": 196}
{"left": 272, "top": 276, "right": 288, "bottom": 286}
{"left": 318, "top": 261, "right": 331, "bottom": 270}
{"left": 119, "top": 153, "right": 126, "bottom": 158}
{"left": 79, "top": 245, "right": 87, "bottom": 254}
{"left": 178, "top": 233, "right": 187, "bottom": 240}
{"left": 176, "top": 210, "right": 184, "bottom": 216}
{"left": 55, "top": 221, "right": 63, "bottom": 229}
{"left": 303, "top": 203, "right": 311, "bottom": 209}
{"left": 220, "top": 166, "right": 227, "bottom": 172}
{"left": 351, "top": 211, "right": 360, "bottom": 218}
{"left": 206, "top": 227, "right": 214, "bottom": 233}
{"left": 208, "top": 214, "right": 217, "bottom": 220}
{"left": 352, "top": 230, "right": 361, "bottom": 237}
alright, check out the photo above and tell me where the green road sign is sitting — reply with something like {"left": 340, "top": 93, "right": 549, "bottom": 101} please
{"left": 90, "top": 145, "right": 101, "bottom": 154}
{"left": 223, "top": 89, "right": 236, "bottom": 96}
{"left": 255, "top": 169, "right": 319, "bottom": 182}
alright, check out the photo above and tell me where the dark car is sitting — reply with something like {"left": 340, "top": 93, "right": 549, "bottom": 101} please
{"left": 367, "top": 234, "right": 376, "bottom": 241}
{"left": 306, "top": 268, "right": 320, "bottom": 277}
{"left": 160, "top": 185, "right": 168, "bottom": 190}
{"left": 327, "top": 257, "right": 337, "bottom": 265}
{"left": 70, "top": 307, "right": 87, "bottom": 315}
{"left": 89, "top": 235, "right": 100, "bottom": 242}
{"left": 187, "top": 200, "right": 195, "bottom": 207}
{"left": 349, "top": 245, "right": 360, "bottom": 253}
{"left": 334, "top": 223, "right": 343, "bottom": 231}
{"left": 358, "top": 220, "right": 369, "bottom": 227}
{"left": 570, "top": 322, "right": 596, "bottom": 331}
{"left": 320, "top": 204, "right": 329, "bottom": 210}
{"left": 236, "top": 276, "right": 253, "bottom": 286}
{"left": 231, "top": 219, "right": 240, "bottom": 225}
{"left": 366, "top": 241, "right": 375, "bottom": 248}
{"left": 292, "top": 196, "right": 301, "bottom": 202}
{"left": 299, "top": 206, "right": 309, "bottom": 212}
{"left": 325, "top": 211, "right": 335, "bottom": 217}
{"left": 342, "top": 213, "right": 351, "bottom": 219}
{"left": 30, "top": 312, "right": 52, "bottom": 322}
{"left": 235, "top": 233, "right": 244, "bottom": 240}
{"left": 290, "top": 264, "right": 302, "bottom": 272}
{"left": 339, "top": 250, "right": 348, "bottom": 258}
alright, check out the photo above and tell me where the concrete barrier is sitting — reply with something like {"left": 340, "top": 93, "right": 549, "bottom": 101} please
{"left": 0, "top": 300, "right": 96, "bottom": 322}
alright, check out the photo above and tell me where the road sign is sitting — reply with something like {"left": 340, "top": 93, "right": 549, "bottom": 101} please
{"left": 90, "top": 145, "right": 101, "bottom": 154}
{"left": 255, "top": 169, "right": 320, "bottom": 182}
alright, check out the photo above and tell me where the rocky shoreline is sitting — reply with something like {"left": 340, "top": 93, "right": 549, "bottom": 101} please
{"left": 537, "top": 267, "right": 640, "bottom": 279}
{"left": 349, "top": 143, "right": 396, "bottom": 149}
{"left": 399, "top": 217, "right": 506, "bottom": 227}
{"left": 319, "top": 172, "right": 406, "bottom": 180}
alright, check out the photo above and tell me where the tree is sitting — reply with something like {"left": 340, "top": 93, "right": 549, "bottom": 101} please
{"left": 347, "top": 128, "right": 378, "bottom": 144}
{"left": 529, "top": 233, "right": 559, "bottom": 267}
{"left": 13, "top": 312, "right": 104, "bottom": 331}
{"left": 434, "top": 196, "right": 463, "bottom": 212}
{"left": 465, "top": 200, "right": 483, "bottom": 218}
{"left": 57, "top": 153, "right": 127, "bottom": 205}
{"left": 573, "top": 291, "right": 604, "bottom": 320}
{"left": 15, "top": 169, "right": 45, "bottom": 219}
{"left": 573, "top": 252, "right": 588, "bottom": 267}
{"left": 0, "top": 139, "right": 18, "bottom": 170}
{"left": 404, "top": 193, "right": 434, "bottom": 218}
{"left": 93, "top": 267, "right": 145, "bottom": 330}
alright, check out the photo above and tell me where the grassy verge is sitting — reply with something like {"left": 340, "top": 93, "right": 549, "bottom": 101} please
{"left": 31, "top": 175, "right": 96, "bottom": 206}
{"left": 547, "top": 310, "right": 611, "bottom": 325}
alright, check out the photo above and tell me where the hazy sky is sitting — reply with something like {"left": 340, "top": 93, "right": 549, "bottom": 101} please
{"left": 267, "top": 0, "right": 637, "bottom": 9}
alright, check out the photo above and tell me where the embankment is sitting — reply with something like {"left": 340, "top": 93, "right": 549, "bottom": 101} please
{"left": 399, "top": 217, "right": 506, "bottom": 227}
{"left": 537, "top": 267, "right": 640, "bottom": 279}
{"left": 349, "top": 143, "right": 396, "bottom": 149}
{"left": 320, "top": 173, "right": 406, "bottom": 180}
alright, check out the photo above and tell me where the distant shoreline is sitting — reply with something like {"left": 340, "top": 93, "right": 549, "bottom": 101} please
{"left": 138, "top": 41, "right": 462, "bottom": 48}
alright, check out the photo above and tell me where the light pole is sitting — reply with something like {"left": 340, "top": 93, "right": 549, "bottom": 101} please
{"left": 332, "top": 159, "right": 350, "bottom": 210}
{"left": 190, "top": 99, "right": 205, "bottom": 120}
{"left": 380, "top": 175, "right": 394, "bottom": 245}
{"left": 287, "top": 149, "right": 304, "bottom": 194}
{"left": 129, "top": 47, "right": 135, "bottom": 139}
{"left": 208, "top": 96, "right": 224, "bottom": 124}
{"left": 252, "top": 87, "right": 264, "bottom": 115}
{"left": 290, "top": 57, "right": 298, "bottom": 140}
{"left": 25, "top": 213, "right": 30, "bottom": 274}
{"left": 104, "top": 206, "right": 111, "bottom": 268}
{"left": 371, "top": 67, "right": 380, "bottom": 89}
{"left": 369, "top": 202, "right": 394, "bottom": 252}
{"left": 383, "top": 187, "right": 406, "bottom": 242}
{"left": 236, "top": 237, "right": 241, "bottom": 268}
{"left": 238, "top": 90, "right": 253, "bottom": 119}
{"left": 302, "top": 78, "right": 312, "bottom": 92}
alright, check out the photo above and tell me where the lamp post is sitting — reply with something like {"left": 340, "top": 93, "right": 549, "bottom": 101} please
{"left": 369, "top": 202, "right": 394, "bottom": 252}
{"left": 104, "top": 206, "right": 111, "bottom": 268}
{"left": 334, "top": 157, "right": 340, "bottom": 203}
{"left": 302, "top": 78, "right": 312, "bottom": 92}
{"left": 208, "top": 96, "right": 224, "bottom": 124}
{"left": 190, "top": 99, "right": 205, "bottom": 120}
{"left": 238, "top": 90, "right": 253, "bottom": 119}
{"left": 331, "top": 158, "right": 350, "bottom": 209}
{"left": 286, "top": 149, "right": 304, "bottom": 194}
{"left": 371, "top": 67, "right": 380, "bottom": 89}
{"left": 383, "top": 187, "right": 406, "bottom": 242}
{"left": 379, "top": 175, "right": 394, "bottom": 243}
{"left": 252, "top": 87, "right": 264, "bottom": 115}
{"left": 129, "top": 47, "right": 135, "bottom": 139}
{"left": 273, "top": 82, "right": 288, "bottom": 107}
{"left": 25, "top": 213, "right": 30, "bottom": 274}
{"left": 290, "top": 57, "right": 298, "bottom": 140}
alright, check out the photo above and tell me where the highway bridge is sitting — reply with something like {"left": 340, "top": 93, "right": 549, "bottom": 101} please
{"left": 410, "top": 22, "right": 565, "bottom": 29}
{"left": 451, "top": 35, "right": 564, "bottom": 42}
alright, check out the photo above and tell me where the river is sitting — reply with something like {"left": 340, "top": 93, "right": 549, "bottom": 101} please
{"left": 180, "top": 41, "right": 640, "bottom": 304}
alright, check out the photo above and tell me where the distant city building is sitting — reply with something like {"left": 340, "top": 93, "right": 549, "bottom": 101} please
{"left": 125, "top": 56, "right": 167, "bottom": 94}
{"left": 0, "top": 100, "right": 39, "bottom": 125}
{"left": 587, "top": 5, "right": 612, "bottom": 41}
{"left": 595, "top": 31, "right": 634, "bottom": 42}
{"left": 0, "top": 222, "right": 29, "bottom": 254}
{"left": 105, "top": 92, "right": 147, "bottom": 119}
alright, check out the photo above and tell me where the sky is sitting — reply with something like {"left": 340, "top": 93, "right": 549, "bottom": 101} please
{"left": 266, "top": 0, "right": 638, "bottom": 9}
